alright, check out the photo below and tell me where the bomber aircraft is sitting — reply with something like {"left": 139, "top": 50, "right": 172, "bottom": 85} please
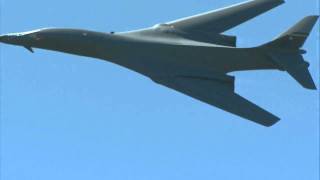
{"left": 0, "top": 0, "right": 318, "bottom": 126}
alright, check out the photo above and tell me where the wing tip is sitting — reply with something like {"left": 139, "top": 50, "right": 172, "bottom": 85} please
{"left": 250, "top": 110, "right": 281, "bottom": 127}
{"left": 262, "top": 0, "right": 285, "bottom": 3}
{"left": 261, "top": 117, "right": 281, "bottom": 127}
{"left": 257, "top": 0, "right": 285, "bottom": 5}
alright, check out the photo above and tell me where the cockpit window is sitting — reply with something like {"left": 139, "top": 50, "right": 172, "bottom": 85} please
{"left": 153, "top": 23, "right": 174, "bottom": 28}
{"left": 153, "top": 23, "right": 177, "bottom": 34}
{"left": 29, "top": 33, "right": 42, "bottom": 40}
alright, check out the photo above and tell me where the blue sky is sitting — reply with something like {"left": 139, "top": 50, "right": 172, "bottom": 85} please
{"left": 0, "top": 0, "right": 319, "bottom": 179}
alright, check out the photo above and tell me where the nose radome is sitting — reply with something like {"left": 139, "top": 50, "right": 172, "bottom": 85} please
{"left": 0, "top": 33, "right": 26, "bottom": 45}
{"left": 0, "top": 35, "right": 8, "bottom": 43}
{"left": 0, "top": 34, "right": 16, "bottom": 44}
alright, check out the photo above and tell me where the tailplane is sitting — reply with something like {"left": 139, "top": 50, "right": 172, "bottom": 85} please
{"left": 261, "top": 16, "right": 319, "bottom": 90}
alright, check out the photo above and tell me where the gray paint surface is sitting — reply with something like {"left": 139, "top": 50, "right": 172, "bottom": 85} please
{"left": 0, "top": 0, "right": 318, "bottom": 126}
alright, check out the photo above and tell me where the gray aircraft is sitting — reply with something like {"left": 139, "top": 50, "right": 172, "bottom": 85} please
{"left": 0, "top": 0, "right": 318, "bottom": 126}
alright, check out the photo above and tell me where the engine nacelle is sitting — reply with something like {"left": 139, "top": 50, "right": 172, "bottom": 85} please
{"left": 213, "top": 34, "right": 237, "bottom": 47}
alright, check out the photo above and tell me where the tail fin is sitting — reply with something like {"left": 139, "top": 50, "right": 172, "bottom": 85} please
{"left": 261, "top": 16, "right": 319, "bottom": 89}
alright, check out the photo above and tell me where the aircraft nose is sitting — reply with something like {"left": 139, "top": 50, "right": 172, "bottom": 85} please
{"left": 0, "top": 33, "right": 29, "bottom": 46}
{"left": 0, "top": 35, "right": 8, "bottom": 43}
{"left": 0, "top": 34, "right": 17, "bottom": 44}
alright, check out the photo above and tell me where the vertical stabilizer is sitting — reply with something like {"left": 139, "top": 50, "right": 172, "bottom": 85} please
{"left": 261, "top": 16, "right": 319, "bottom": 89}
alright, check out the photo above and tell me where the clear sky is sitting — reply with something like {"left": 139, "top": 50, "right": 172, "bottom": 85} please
{"left": 0, "top": 0, "right": 319, "bottom": 179}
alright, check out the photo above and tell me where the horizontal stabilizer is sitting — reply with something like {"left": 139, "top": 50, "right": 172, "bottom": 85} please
{"left": 287, "top": 63, "right": 316, "bottom": 89}
{"left": 269, "top": 52, "right": 316, "bottom": 89}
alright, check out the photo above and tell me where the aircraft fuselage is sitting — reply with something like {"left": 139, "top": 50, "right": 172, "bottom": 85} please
{"left": 0, "top": 28, "right": 277, "bottom": 79}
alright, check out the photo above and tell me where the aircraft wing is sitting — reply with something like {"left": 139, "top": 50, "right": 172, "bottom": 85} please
{"left": 167, "top": 0, "right": 284, "bottom": 34}
{"left": 152, "top": 76, "right": 280, "bottom": 127}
